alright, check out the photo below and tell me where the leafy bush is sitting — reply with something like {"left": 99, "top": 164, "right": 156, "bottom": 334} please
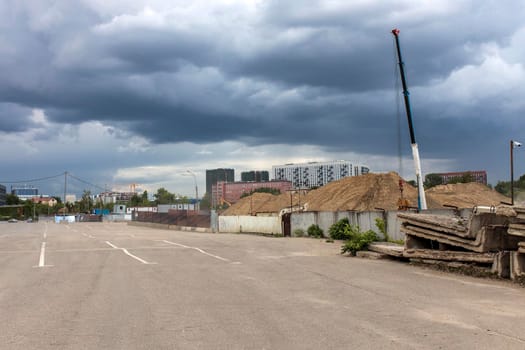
{"left": 307, "top": 224, "right": 324, "bottom": 238}
{"left": 293, "top": 228, "right": 305, "bottom": 237}
{"left": 328, "top": 218, "right": 351, "bottom": 240}
{"left": 341, "top": 229, "right": 378, "bottom": 256}
{"left": 375, "top": 218, "right": 389, "bottom": 241}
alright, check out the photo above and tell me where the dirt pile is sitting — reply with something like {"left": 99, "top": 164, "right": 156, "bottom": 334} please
{"left": 303, "top": 172, "right": 433, "bottom": 211}
{"left": 221, "top": 192, "right": 302, "bottom": 216}
{"left": 221, "top": 172, "right": 510, "bottom": 215}
{"left": 425, "top": 182, "right": 510, "bottom": 208}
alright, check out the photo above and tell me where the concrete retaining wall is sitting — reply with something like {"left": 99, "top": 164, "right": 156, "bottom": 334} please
{"left": 290, "top": 208, "right": 472, "bottom": 240}
{"left": 218, "top": 215, "right": 281, "bottom": 235}
{"left": 129, "top": 207, "right": 475, "bottom": 240}
{"left": 104, "top": 214, "right": 132, "bottom": 222}
{"left": 291, "top": 211, "right": 386, "bottom": 238}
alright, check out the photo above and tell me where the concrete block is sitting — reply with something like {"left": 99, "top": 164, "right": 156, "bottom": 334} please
{"left": 510, "top": 251, "right": 525, "bottom": 280}
{"left": 355, "top": 251, "right": 389, "bottom": 259}
{"left": 491, "top": 251, "right": 510, "bottom": 279}
{"left": 368, "top": 242, "right": 404, "bottom": 257}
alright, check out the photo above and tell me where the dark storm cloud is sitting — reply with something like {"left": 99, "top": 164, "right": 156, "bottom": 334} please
{"left": 0, "top": 0, "right": 524, "bottom": 185}
{"left": 0, "top": 103, "right": 35, "bottom": 132}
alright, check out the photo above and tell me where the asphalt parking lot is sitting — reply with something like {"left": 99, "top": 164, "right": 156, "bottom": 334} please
{"left": 1, "top": 221, "right": 524, "bottom": 349}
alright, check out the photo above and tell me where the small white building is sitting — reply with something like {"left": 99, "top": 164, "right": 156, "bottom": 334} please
{"left": 126, "top": 206, "right": 157, "bottom": 214}
{"left": 157, "top": 203, "right": 196, "bottom": 213}
{"left": 113, "top": 204, "right": 126, "bottom": 214}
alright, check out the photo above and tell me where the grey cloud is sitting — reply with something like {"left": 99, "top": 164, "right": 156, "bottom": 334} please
{"left": 0, "top": 0, "right": 524, "bottom": 190}
{"left": 0, "top": 103, "right": 35, "bottom": 132}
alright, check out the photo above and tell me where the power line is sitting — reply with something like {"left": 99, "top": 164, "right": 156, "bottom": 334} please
{"left": 0, "top": 172, "right": 105, "bottom": 191}
{"left": 0, "top": 172, "right": 65, "bottom": 184}
{"left": 67, "top": 173, "right": 106, "bottom": 191}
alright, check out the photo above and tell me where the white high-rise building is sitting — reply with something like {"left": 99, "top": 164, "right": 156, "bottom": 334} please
{"left": 272, "top": 160, "right": 369, "bottom": 189}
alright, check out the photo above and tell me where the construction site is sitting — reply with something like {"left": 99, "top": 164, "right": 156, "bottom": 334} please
{"left": 216, "top": 171, "right": 524, "bottom": 283}
{"left": 143, "top": 29, "right": 525, "bottom": 284}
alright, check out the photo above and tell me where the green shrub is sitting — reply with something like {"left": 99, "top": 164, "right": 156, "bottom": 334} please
{"left": 341, "top": 229, "right": 378, "bottom": 256}
{"left": 307, "top": 224, "right": 324, "bottom": 238}
{"left": 293, "top": 228, "right": 305, "bottom": 237}
{"left": 374, "top": 217, "right": 404, "bottom": 244}
{"left": 329, "top": 218, "right": 351, "bottom": 240}
{"left": 342, "top": 224, "right": 363, "bottom": 239}
{"left": 375, "top": 218, "right": 389, "bottom": 241}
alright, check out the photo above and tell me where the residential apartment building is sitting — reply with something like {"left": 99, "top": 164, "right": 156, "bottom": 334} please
{"left": 241, "top": 171, "right": 269, "bottom": 182}
{"left": 0, "top": 184, "right": 6, "bottom": 205}
{"left": 97, "top": 191, "right": 136, "bottom": 205}
{"left": 272, "top": 160, "right": 370, "bottom": 189}
{"left": 206, "top": 168, "right": 234, "bottom": 195}
{"left": 212, "top": 180, "right": 292, "bottom": 207}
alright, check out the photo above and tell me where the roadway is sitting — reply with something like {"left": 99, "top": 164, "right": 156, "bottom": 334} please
{"left": 1, "top": 221, "right": 524, "bottom": 349}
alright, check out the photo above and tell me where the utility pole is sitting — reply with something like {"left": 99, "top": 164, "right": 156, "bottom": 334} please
{"left": 187, "top": 170, "right": 199, "bottom": 211}
{"left": 511, "top": 140, "right": 515, "bottom": 205}
{"left": 64, "top": 171, "right": 68, "bottom": 216}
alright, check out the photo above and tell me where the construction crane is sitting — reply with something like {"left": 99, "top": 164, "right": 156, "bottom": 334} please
{"left": 220, "top": 197, "right": 232, "bottom": 207}
{"left": 391, "top": 28, "right": 427, "bottom": 211}
{"left": 130, "top": 183, "right": 143, "bottom": 193}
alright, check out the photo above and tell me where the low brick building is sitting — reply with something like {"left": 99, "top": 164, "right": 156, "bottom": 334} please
{"left": 437, "top": 170, "right": 487, "bottom": 185}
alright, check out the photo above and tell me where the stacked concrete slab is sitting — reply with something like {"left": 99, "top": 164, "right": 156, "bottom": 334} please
{"left": 398, "top": 206, "right": 525, "bottom": 280}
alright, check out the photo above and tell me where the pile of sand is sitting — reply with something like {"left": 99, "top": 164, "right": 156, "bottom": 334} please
{"left": 302, "top": 172, "right": 435, "bottom": 211}
{"left": 426, "top": 182, "right": 510, "bottom": 208}
{"left": 221, "top": 172, "right": 510, "bottom": 215}
{"left": 221, "top": 192, "right": 303, "bottom": 216}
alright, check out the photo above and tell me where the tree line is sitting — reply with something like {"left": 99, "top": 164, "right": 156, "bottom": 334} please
{"left": 1, "top": 187, "right": 201, "bottom": 220}
{"left": 422, "top": 171, "right": 525, "bottom": 197}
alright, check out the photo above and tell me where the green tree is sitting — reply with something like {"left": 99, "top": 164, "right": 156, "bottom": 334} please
{"left": 79, "top": 190, "right": 93, "bottom": 213}
{"left": 129, "top": 193, "right": 141, "bottom": 207}
{"left": 153, "top": 187, "right": 174, "bottom": 204}
{"left": 141, "top": 190, "right": 150, "bottom": 205}
{"left": 6, "top": 194, "right": 20, "bottom": 205}
{"left": 199, "top": 193, "right": 211, "bottom": 210}
{"left": 447, "top": 172, "right": 474, "bottom": 184}
{"left": 240, "top": 187, "right": 281, "bottom": 198}
{"left": 495, "top": 181, "right": 510, "bottom": 195}
{"left": 423, "top": 173, "right": 443, "bottom": 189}
{"left": 494, "top": 174, "right": 525, "bottom": 197}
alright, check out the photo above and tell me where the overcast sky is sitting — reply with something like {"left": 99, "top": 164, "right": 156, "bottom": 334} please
{"left": 1, "top": 0, "right": 524, "bottom": 199}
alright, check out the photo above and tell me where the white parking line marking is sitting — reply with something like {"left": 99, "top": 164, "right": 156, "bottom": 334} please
{"left": 105, "top": 241, "right": 156, "bottom": 265}
{"left": 39, "top": 242, "right": 46, "bottom": 266}
{"left": 160, "top": 240, "right": 236, "bottom": 263}
{"left": 34, "top": 242, "right": 53, "bottom": 268}
{"left": 105, "top": 241, "right": 118, "bottom": 249}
